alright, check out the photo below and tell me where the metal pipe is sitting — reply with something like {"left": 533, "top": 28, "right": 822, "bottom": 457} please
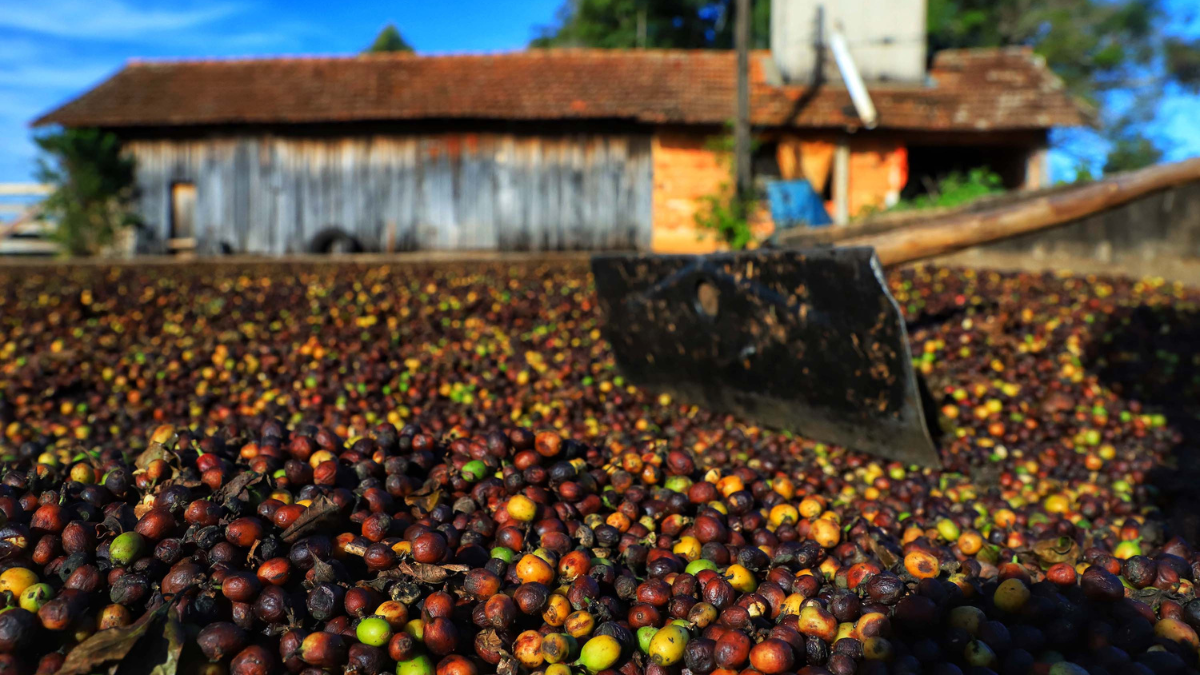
{"left": 828, "top": 26, "right": 878, "bottom": 129}
{"left": 735, "top": 0, "right": 753, "bottom": 201}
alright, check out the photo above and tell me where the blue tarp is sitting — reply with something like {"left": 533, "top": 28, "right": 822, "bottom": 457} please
{"left": 767, "top": 180, "right": 832, "bottom": 237}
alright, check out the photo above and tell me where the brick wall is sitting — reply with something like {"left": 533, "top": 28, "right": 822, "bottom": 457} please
{"left": 847, "top": 138, "right": 908, "bottom": 216}
{"left": 650, "top": 129, "right": 728, "bottom": 253}
{"left": 649, "top": 129, "right": 909, "bottom": 251}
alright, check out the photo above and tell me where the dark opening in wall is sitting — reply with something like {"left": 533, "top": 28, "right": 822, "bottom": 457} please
{"left": 903, "top": 145, "right": 1030, "bottom": 201}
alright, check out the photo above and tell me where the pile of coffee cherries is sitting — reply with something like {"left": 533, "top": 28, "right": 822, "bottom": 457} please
{"left": 0, "top": 261, "right": 1198, "bottom": 674}
{"left": 0, "top": 420, "right": 1193, "bottom": 675}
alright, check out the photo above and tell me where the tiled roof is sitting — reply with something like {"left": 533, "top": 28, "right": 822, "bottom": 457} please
{"left": 33, "top": 47, "right": 1088, "bottom": 132}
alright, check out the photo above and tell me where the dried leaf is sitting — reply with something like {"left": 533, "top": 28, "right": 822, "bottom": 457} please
{"left": 357, "top": 577, "right": 393, "bottom": 594}
{"left": 309, "top": 557, "right": 339, "bottom": 585}
{"left": 145, "top": 609, "right": 185, "bottom": 675}
{"left": 134, "top": 446, "right": 174, "bottom": 472}
{"left": 475, "top": 628, "right": 507, "bottom": 657}
{"left": 1033, "top": 536, "right": 1079, "bottom": 569}
{"left": 404, "top": 488, "right": 443, "bottom": 514}
{"left": 397, "top": 562, "right": 450, "bottom": 584}
{"left": 388, "top": 562, "right": 470, "bottom": 585}
{"left": 281, "top": 495, "right": 340, "bottom": 544}
{"left": 868, "top": 534, "right": 900, "bottom": 570}
{"left": 59, "top": 605, "right": 168, "bottom": 675}
{"left": 211, "top": 471, "right": 263, "bottom": 507}
{"left": 497, "top": 656, "right": 520, "bottom": 675}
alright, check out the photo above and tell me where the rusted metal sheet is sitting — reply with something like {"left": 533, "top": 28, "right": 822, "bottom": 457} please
{"left": 125, "top": 132, "right": 653, "bottom": 255}
{"left": 591, "top": 247, "right": 940, "bottom": 466}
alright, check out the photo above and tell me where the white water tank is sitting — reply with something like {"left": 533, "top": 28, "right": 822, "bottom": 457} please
{"left": 770, "top": 0, "right": 927, "bottom": 84}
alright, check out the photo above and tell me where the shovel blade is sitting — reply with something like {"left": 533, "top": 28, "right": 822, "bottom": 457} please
{"left": 591, "top": 247, "right": 940, "bottom": 467}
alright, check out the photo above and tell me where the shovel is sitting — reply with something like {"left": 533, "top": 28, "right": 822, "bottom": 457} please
{"left": 591, "top": 247, "right": 941, "bottom": 466}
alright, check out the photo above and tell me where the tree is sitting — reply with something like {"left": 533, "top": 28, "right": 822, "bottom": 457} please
{"left": 530, "top": 0, "right": 769, "bottom": 49}
{"left": 35, "top": 129, "right": 139, "bottom": 257}
{"left": 927, "top": 0, "right": 1200, "bottom": 173}
{"left": 1104, "top": 135, "right": 1163, "bottom": 175}
{"left": 365, "top": 24, "right": 414, "bottom": 53}
{"left": 533, "top": 0, "right": 1200, "bottom": 173}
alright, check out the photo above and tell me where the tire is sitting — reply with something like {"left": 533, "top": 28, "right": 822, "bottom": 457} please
{"left": 309, "top": 228, "right": 363, "bottom": 255}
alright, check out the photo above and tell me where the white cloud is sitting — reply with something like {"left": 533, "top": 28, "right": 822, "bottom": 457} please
{"left": 0, "top": 0, "right": 240, "bottom": 41}
{"left": 0, "top": 0, "right": 323, "bottom": 181}
{"left": 0, "top": 64, "right": 115, "bottom": 90}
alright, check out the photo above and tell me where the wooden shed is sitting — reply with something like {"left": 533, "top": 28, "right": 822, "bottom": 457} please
{"left": 34, "top": 48, "right": 1085, "bottom": 255}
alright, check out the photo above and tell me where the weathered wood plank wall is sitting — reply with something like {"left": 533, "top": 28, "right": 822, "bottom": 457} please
{"left": 126, "top": 132, "right": 654, "bottom": 254}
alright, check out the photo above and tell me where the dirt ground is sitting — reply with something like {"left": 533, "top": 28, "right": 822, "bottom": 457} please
{"left": 5, "top": 247, "right": 1200, "bottom": 291}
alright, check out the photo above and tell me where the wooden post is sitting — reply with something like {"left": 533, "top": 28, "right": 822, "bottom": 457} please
{"left": 844, "top": 156, "right": 1200, "bottom": 267}
{"left": 734, "top": 0, "right": 753, "bottom": 202}
{"left": 1025, "top": 145, "right": 1049, "bottom": 190}
{"left": 833, "top": 138, "right": 850, "bottom": 224}
{"left": 637, "top": 3, "right": 647, "bottom": 48}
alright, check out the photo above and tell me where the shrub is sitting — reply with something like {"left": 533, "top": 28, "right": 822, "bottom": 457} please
{"left": 892, "top": 167, "right": 1004, "bottom": 212}
{"left": 694, "top": 189, "right": 755, "bottom": 251}
{"left": 35, "top": 128, "right": 139, "bottom": 256}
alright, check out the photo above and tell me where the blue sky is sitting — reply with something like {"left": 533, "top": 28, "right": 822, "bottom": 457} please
{"left": 1, "top": 0, "right": 1198, "bottom": 185}
{"left": 0, "top": 0, "right": 562, "bottom": 183}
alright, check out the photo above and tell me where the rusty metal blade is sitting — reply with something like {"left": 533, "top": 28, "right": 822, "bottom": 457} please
{"left": 590, "top": 247, "right": 939, "bottom": 467}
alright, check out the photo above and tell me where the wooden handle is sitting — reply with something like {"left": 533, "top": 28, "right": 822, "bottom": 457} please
{"left": 840, "top": 157, "right": 1200, "bottom": 268}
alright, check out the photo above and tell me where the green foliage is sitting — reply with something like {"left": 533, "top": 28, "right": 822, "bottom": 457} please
{"left": 891, "top": 167, "right": 1004, "bottom": 212}
{"left": 694, "top": 189, "right": 754, "bottom": 250}
{"left": 693, "top": 131, "right": 757, "bottom": 250}
{"left": 365, "top": 24, "right": 414, "bottom": 53}
{"left": 1165, "top": 37, "right": 1200, "bottom": 89}
{"left": 926, "top": 0, "right": 1198, "bottom": 173}
{"left": 927, "top": 0, "right": 1159, "bottom": 103}
{"left": 35, "top": 128, "right": 139, "bottom": 257}
{"left": 531, "top": 0, "right": 769, "bottom": 49}
{"left": 1058, "top": 161, "right": 1096, "bottom": 185}
{"left": 1103, "top": 134, "right": 1163, "bottom": 174}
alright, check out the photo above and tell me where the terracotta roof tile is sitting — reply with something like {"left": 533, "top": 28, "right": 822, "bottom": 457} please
{"left": 33, "top": 47, "right": 1088, "bottom": 131}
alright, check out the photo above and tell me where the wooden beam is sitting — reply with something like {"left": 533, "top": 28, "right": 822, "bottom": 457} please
{"left": 0, "top": 240, "right": 59, "bottom": 256}
{"left": 0, "top": 183, "right": 51, "bottom": 196}
{"left": 843, "top": 157, "right": 1200, "bottom": 267}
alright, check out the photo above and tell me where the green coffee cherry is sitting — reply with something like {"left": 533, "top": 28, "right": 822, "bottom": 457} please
{"left": 637, "top": 626, "right": 657, "bottom": 654}
{"left": 18, "top": 583, "right": 53, "bottom": 613}
{"left": 109, "top": 532, "right": 146, "bottom": 567}
{"left": 356, "top": 616, "right": 392, "bottom": 647}
{"left": 461, "top": 460, "right": 488, "bottom": 482}
{"left": 396, "top": 653, "right": 434, "bottom": 675}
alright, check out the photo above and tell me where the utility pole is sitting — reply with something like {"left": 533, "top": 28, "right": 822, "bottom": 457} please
{"left": 636, "top": 3, "right": 647, "bottom": 48}
{"left": 734, "top": 0, "right": 752, "bottom": 202}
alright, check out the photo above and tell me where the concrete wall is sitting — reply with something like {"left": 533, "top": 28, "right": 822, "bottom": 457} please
{"left": 770, "top": 0, "right": 927, "bottom": 83}
{"left": 962, "top": 180, "right": 1200, "bottom": 266}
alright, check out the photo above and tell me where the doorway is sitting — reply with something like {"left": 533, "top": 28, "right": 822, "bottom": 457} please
{"left": 169, "top": 182, "right": 196, "bottom": 255}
